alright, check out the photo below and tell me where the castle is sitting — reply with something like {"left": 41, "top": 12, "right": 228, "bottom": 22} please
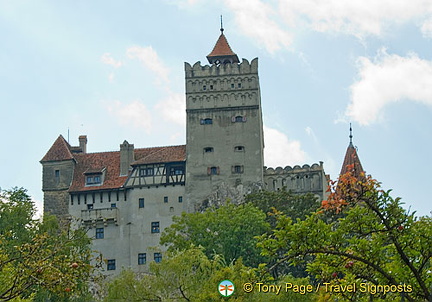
{"left": 40, "top": 27, "right": 329, "bottom": 274}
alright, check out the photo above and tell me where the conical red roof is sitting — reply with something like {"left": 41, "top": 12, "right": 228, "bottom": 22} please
{"left": 207, "top": 31, "right": 239, "bottom": 64}
{"left": 340, "top": 143, "right": 364, "bottom": 178}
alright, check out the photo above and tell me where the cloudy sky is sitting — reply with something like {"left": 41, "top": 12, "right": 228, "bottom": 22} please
{"left": 1, "top": 0, "right": 431, "bottom": 216}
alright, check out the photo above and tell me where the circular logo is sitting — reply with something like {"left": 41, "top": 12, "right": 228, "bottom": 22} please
{"left": 218, "top": 280, "right": 235, "bottom": 297}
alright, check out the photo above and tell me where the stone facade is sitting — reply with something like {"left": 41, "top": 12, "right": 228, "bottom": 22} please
{"left": 40, "top": 29, "right": 329, "bottom": 276}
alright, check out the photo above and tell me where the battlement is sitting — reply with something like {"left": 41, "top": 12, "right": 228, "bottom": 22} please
{"left": 185, "top": 58, "right": 258, "bottom": 78}
{"left": 264, "top": 162, "right": 324, "bottom": 175}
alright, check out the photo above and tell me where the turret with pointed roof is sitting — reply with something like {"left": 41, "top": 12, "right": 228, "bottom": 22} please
{"left": 339, "top": 124, "right": 364, "bottom": 179}
{"left": 206, "top": 25, "right": 239, "bottom": 65}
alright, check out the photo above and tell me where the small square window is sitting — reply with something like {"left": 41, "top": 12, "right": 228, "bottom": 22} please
{"left": 231, "top": 83, "right": 234, "bottom": 88}
{"left": 138, "top": 253, "right": 146, "bottom": 265}
{"left": 234, "top": 146, "right": 245, "bottom": 152}
{"left": 139, "top": 198, "right": 144, "bottom": 208}
{"left": 87, "top": 204, "right": 94, "bottom": 210}
{"left": 178, "top": 196, "right": 183, "bottom": 203}
{"left": 151, "top": 222, "right": 160, "bottom": 233}
{"left": 164, "top": 196, "right": 168, "bottom": 203}
{"left": 154, "top": 253, "right": 162, "bottom": 263}
{"left": 238, "top": 83, "right": 242, "bottom": 88}
{"left": 204, "top": 147, "right": 214, "bottom": 153}
{"left": 96, "top": 228, "right": 104, "bottom": 239}
{"left": 208, "top": 166, "right": 219, "bottom": 175}
{"left": 111, "top": 203, "right": 117, "bottom": 208}
{"left": 210, "top": 84, "right": 214, "bottom": 90}
{"left": 107, "top": 259, "right": 116, "bottom": 270}
{"left": 55, "top": 169, "right": 60, "bottom": 178}
{"left": 233, "top": 165, "right": 244, "bottom": 174}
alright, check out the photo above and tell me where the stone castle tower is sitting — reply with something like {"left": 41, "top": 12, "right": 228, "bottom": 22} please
{"left": 185, "top": 27, "right": 264, "bottom": 211}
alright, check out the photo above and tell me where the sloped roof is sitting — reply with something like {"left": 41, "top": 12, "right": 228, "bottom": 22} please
{"left": 68, "top": 145, "right": 186, "bottom": 193}
{"left": 132, "top": 145, "right": 186, "bottom": 165}
{"left": 40, "top": 135, "right": 75, "bottom": 162}
{"left": 207, "top": 32, "right": 240, "bottom": 64}
{"left": 340, "top": 143, "right": 364, "bottom": 178}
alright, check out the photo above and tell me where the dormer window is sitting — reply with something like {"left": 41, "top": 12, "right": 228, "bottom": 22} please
{"left": 84, "top": 168, "right": 105, "bottom": 186}
{"left": 86, "top": 175, "right": 101, "bottom": 185}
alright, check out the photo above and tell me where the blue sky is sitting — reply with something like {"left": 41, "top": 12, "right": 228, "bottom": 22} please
{"left": 1, "top": 0, "right": 431, "bottom": 216}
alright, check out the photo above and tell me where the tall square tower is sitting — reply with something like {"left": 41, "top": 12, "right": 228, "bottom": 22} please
{"left": 185, "top": 28, "right": 264, "bottom": 211}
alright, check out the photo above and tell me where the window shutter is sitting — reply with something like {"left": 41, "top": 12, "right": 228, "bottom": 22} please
{"left": 243, "top": 116, "right": 247, "bottom": 122}
{"left": 231, "top": 116, "right": 236, "bottom": 122}
{"left": 217, "top": 167, "right": 220, "bottom": 175}
{"left": 207, "top": 167, "right": 211, "bottom": 175}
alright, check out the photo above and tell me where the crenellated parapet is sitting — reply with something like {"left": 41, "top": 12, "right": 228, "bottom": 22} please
{"left": 263, "top": 162, "right": 329, "bottom": 200}
{"left": 185, "top": 58, "right": 258, "bottom": 77}
{"left": 185, "top": 58, "right": 260, "bottom": 110}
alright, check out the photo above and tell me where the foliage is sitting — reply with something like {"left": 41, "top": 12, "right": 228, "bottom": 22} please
{"left": 160, "top": 202, "right": 270, "bottom": 267}
{"left": 104, "top": 247, "right": 261, "bottom": 302}
{"left": 0, "top": 187, "right": 95, "bottom": 301}
{"left": 245, "top": 190, "right": 320, "bottom": 227}
{"left": 258, "top": 170, "right": 432, "bottom": 302}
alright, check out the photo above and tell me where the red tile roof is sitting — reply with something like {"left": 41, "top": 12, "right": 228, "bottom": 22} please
{"left": 40, "top": 135, "right": 75, "bottom": 162}
{"left": 67, "top": 145, "right": 186, "bottom": 193}
{"left": 340, "top": 143, "right": 364, "bottom": 178}
{"left": 207, "top": 33, "right": 240, "bottom": 64}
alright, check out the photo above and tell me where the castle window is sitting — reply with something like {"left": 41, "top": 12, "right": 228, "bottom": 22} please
{"left": 170, "top": 206, "right": 174, "bottom": 212}
{"left": 232, "top": 165, "right": 244, "bottom": 174}
{"left": 232, "top": 115, "right": 246, "bottom": 123}
{"left": 140, "top": 167, "right": 154, "bottom": 176}
{"left": 138, "top": 253, "right": 146, "bottom": 265}
{"left": 178, "top": 196, "right": 183, "bottom": 203}
{"left": 107, "top": 259, "right": 116, "bottom": 270}
{"left": 200, "top": 118, "right": 213, "bottom": 125}
{"left": 87, "top": 204, "right": 93, "bottom": 210}
{"left": 204, "top": 147, "right": 214, "bottom": 153}
{"left": 111, "top": 203, "right": 117, "bottom": 208}
{"left": 234, "top": 146, "right": 245, "bottom": 152}
{"left": 139, "top": 198, "right": 145, "bottom": 208}
{"left": 54, "top": 170, "right": 60, "bottom": 183}
{"left": 238, "top": 83, "right": 242, "bottom": 88}
{"left": 96, "top": 228, "right": 104, "bottom": 239}
{"left": 210, "top": 84, "right": 214, "bottom": 90}
{"left": 164, "top": 196, "right": 168, "bottom": 203}
{"left": 86, "top": 175, "right": 102, "bottom": 186}
{"left": 208, "top": 166, "right": 219, "bottom": 175}
{"left": 154, "top": 253, "right": 162, "bottom": 263}
{"left": 231, "top": 83, "right": 235, "bottom": 89}
{"left": 203, "top": 85, "right": 206, "bottom": 91}
{"left": 169, "top": 166, "right": 184, "bottom": 175}
{"left": 151, "top": 222, "right": 160, "bottom": 233}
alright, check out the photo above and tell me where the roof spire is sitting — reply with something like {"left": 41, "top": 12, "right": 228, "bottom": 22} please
{"left": 220, "top": 15, "right": 224, "bottom": 33}
{"left": 349, "top": 123, "right": 353, "bottom": 145}
{"left": 207, "top": 16, "right": 239, "bottom": 65}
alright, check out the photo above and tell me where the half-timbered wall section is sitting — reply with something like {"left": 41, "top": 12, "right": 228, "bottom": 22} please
{"left": 125, "top": 161, "right": 186, "bottom": 188}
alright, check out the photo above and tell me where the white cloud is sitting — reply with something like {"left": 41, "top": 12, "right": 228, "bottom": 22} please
{"left": 105, "top": 100, "right": 152, "bottom": 132}
{"left": 154, "top": 92, "right": 186, "bottom": 127}
{"left": 421, "top": 18, "right": 432, "bottom": 38}
{"left": 346, "top": 49, "right": 432, "bottom": 125}
{"left": 263, "top": 125, "right": 306, "bottom": 167}
{"left": 101, "top": 53, "right": 122, "bottom": 68}
{"left": 126, "top": 46, "right": 170, "bottom": 85}
{"left": 279, "top": 0, "right": 432, "bottom": 38}
{"left": 223, "top": 0, "right": 293, "bottom": 53}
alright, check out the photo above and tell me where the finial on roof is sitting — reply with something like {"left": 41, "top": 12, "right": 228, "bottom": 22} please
{"left": 220, "top": 15, "right": 224, "bottom": 33}
{"left": 349, "top": 123, "right": 353, "bottom": 145}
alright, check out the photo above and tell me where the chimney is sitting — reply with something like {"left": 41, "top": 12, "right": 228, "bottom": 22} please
{"left": 120, "top": 140, "right": 134, "bottom": 176}
{"left": 79, "top": 135, "right": 87, "bottom": 153}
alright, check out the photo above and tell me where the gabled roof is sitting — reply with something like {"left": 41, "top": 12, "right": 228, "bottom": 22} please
{"left": 207, "top": 31, "right": 240, "bottom": 64}
{"left": 40, "top": 135, "right": 75, "bottom": 162}
{"left": 68, "top": 145, "right": 186, "bottom": 193}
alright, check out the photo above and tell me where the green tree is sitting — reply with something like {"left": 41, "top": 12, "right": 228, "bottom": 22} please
{"left": 0, "top": 187, "right": 96, "bottom": 301}
{"left": 245, "top": 190, "right": 320, "bottom": 227}
{"left": 258, "top": 171, "right": 432, "bottom": 302}
{"left": 160, "top": 202, "right": 270, "bottom": 267}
